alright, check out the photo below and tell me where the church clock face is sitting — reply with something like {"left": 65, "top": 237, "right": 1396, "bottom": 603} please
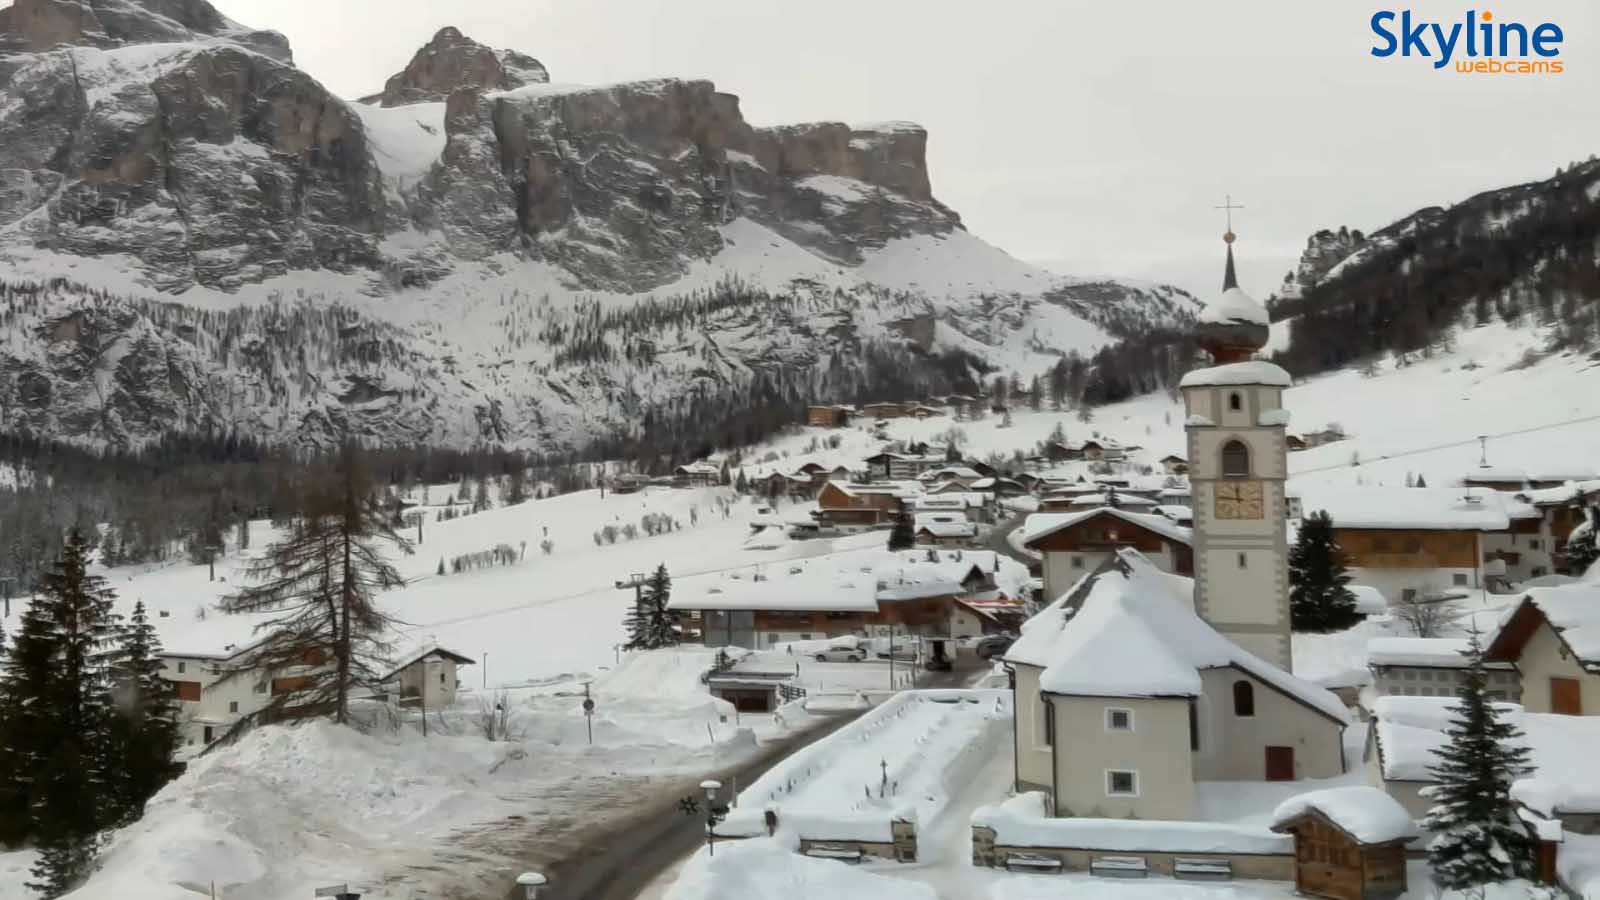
{"left": 1214, "top": 481, "right": 1264, "bottom": 520}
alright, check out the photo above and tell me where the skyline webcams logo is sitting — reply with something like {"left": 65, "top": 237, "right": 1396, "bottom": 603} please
{"left": 1371, "top": 10, "right": 1565, "bottom": 74}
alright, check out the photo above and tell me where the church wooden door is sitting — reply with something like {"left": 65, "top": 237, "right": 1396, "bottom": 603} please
{"left": 1265, "top": 746, "right": 1295, "bottom": 781}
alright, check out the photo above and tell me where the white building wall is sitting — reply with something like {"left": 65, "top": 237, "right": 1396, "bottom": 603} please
{"left": 1481, "top": 530, "right": 1556, "bottom": 582}
{"left": 1039, "top": 544, "right": 1178, "bottom": 606}
{"left": 1048, "top": 694, "right": 1197, "bottom": 820}
{"left": 1192, "top": 668, "right": 1345, "bottom": 782}
{"left": 162, "top": 655, "right": 269, "bottom": 750}
{"left": 1348, "top": 566, "right": 1483, "bottom": 605}
{"left": 1517, "top": 620, "right": 1600, "bottom": 715}
{"left": 1012, "top": 664, "right": 1054, "bottom": 795}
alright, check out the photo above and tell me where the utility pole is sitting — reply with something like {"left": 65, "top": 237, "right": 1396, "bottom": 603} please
{"left": 615, "top": 573, "right": 648, "bottom": 612}
{"left": 0, "top": 575, "right": 13, "bottom": 618}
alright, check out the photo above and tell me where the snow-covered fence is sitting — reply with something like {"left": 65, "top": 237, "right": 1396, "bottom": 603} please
{"left": 448, "top": 543, "right": 520, "bottom": 574}
{"left": 971, "top": 792, "right": 1294, "bottom": 881}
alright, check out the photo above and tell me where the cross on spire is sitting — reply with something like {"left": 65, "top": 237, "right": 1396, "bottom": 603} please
{"left": 1215, "top": 194, "right": 1244, "bottom": 240}
{"left": 1215, "top": 195, "right": 1245, "bottom": 292}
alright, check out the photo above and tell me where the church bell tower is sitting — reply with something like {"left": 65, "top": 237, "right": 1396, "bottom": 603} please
{"left": 1180, "top": 221, "right": 1295, "bottom": 672}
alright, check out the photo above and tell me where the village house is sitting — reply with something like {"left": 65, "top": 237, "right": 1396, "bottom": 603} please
{"left": 861, "top": 401, "right": 909, "bottom": 420}
{"left": 378, "top": 644, "right": 475, "bottom": 711}
{"left": 674, "top": 461, "right": 722, "bottom": 487}
{"left": 813, "top": 480, "right": 919, "bottom": 531}
{"left": 1004, "top": 550, "right": 1349, "bottom": 820}
{"left": 1022, "top": 506, "right": 1193, "bottom": 602}
{"left": 1512, "top": 480, "right": 1600, "bottom": 574}
{"left": 905, "top": 404, "right": 945, "bottom": 419}
{"left": 1291, "top": 485, "right": 1511, "bottom": 605}
{"left": 1365, "top": 695, "right": 1600, "bottom": 827}
{"left": 1161, "top": 454, "right": 1190, "bottom": 475}
{"left": 922, "top": 465, "right": 984, "bottom": 487}
{"left": 1478, "top": 496, "right": 1550, "bottom": 584}
{"left": 160, "top": 638, "right": 324, "bottom": 751}
{"left": 806, "top": 405, "right": 852, "bottom": 428}
{"left": 1065, "top": 491, "right": 1159, "bottom": 512}
{"left": 1366, "top": 636, "right": 1522, "bottom": 702}
{"left": 610, "top": 473, "right": 650, "bottom": 494}
{"left": 762, "top": 471, "right": 815, "bottom": 499}
{"left": 915, "top": 513, "right": 978, "bottom": 546}
{"left": 864, "top": 451, "right": 948, "bottom": 481}
{"left": 671, "top": 549, "right": 1030, "bottom": 648}
{"left": 1484, "top": 584, "right": 1600, "bottom": 715}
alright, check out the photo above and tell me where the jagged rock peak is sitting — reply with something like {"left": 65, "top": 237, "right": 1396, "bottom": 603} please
{"left": 367, "top": 25, "right": 549, "bottom": 107}
{"left": 0, "top": 0, "right": 292, "bottom": 62}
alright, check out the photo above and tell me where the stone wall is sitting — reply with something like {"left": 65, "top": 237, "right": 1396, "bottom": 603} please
{"left": 971, "top": 824, "right": 1294, "bottom": 881}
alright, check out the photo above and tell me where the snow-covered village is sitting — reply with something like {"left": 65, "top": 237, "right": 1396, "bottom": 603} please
{"left": 2, "top": 3, "right": 1600, "bottom": 900}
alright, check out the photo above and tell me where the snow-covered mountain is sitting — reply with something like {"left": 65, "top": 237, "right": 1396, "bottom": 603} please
{"left": 0, "top": 1, "right": 1197, "bottom": 452}
{"left": 1268, "top": 156, "right": 1600, "bottom": 375}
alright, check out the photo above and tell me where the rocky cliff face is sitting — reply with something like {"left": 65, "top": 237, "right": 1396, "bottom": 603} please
{"left": 363, "top": 26, "right": 547, "bottom": 107}
{"left": 1275, "top": 226, "right": 1367, "bottom": 299}
{"left": 0, "top": 0, "right": 1200, "bottom": 452}
{"left": 0, "top": 0, "right": 290, "bottom": 60}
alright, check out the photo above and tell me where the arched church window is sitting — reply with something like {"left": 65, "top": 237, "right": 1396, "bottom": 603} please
{"left": 1232, "top": 680, "right": 1255, "bottom": 717}
{"left": 1229, "top": 392, "right": 1242, "bottom": 411}
{"left": 1221, "top": 440, "right": 1250, "bottom": 477}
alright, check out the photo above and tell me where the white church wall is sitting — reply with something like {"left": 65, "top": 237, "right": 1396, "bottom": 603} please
{"left": 1193, "top": 668, "right": 1345, "bottom": 782}
{"left": 1048, "top": 693, "right": 1196, "bottom": 821}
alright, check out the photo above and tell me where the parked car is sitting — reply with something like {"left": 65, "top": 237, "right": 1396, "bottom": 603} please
{"left": 813, "top": 639, "right": 866, "bottom": 663}
{"left": 974, "top": 635, "right": 1015, "bottom": 660}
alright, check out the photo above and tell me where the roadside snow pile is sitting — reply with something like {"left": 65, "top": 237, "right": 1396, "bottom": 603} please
{"left": 1559, "top": 833, "right": 1600, "bottom": 900}
{"left": 973, "top": 791, "right": 1290, "bottom": 855}
{"left": 1, "top": 849, "right": 39, "bottom": 900}
{"left": 1270, "top": 786, "right": 1419, "bottom": 844}
{"left": 663, "top": 836, "right": 936, "bottom": 900}
{"left": 721, "top": 690, "right": 1009, "bottom": 842}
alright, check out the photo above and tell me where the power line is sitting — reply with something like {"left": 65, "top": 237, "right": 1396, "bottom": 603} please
{"left": 1288, "top": 411, "right": 1600, "bottom": 477}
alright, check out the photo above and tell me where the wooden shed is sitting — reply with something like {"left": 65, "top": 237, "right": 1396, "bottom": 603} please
{"left": 1270, "top": 787, "right": 1418, "bottom": 900}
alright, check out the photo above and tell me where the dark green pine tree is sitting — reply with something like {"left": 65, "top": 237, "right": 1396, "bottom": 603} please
{"left": 0, "top": 579, "right": 55, "bottom": 846}
{"left": 622, "top": 589, "right": 649, "bottom": 650}
{"left": 14, "top": 530, "right": 123, "bottom": 897}
{"left": 1289, "top": 511, "right": 1362, "bottom": 632}
{"left": 1424, "top": 628, "right": 1537, "bottom": 890}
{"left": 108, "top": 600, "right": 182, "bottom": 826}
{"left": 641, "top": 564, "right": 679, "bottom": 649}
{"left": 887, "top": 513, "right": 916, "bottom": 551}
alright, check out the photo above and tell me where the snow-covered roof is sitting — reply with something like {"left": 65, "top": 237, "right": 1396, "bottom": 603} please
{"left": 1153, "top": 504, "right": 1194, "bottom": 524}
{"left": 1369, "top": 696, "right": 1522, "bottom": 781}
{"left": 1199, "top": 286, "right": 1270, "bottom": 328}
{"left": 1490, "top": 584, "right": 1600, "bottom": 666}
{"left": 1067, "top": 493, "right": 1156, "bottom": 508}
{"left": 1020, "top": 507, "right": 1192, "bottom": 549}
{"left": 1178, "top": 360, "right": 1292, "bottom": 389}
{"left": 670, "top": 563, "right": 881, "bottom": 613}
{"left": 913, "top": 514, "right": 977, "bottom": 538}
{"left": 1005, "top": 550, "right": 1348, "bottom": 722}
{"left": 1367, "top": 637, "right": 1512, "bottom": 670}
{"left": 1518, "top": 479, "right": 1600, "bottom": 506}
{"left": 1271, "top": 787, "right": 1420, "bottom": 845}
{"left": 676, "top": 462, "right": 721, "bottom": 475}
{"left": 925, "top": 466, "right": 981, "bottom": 480}
{"left": 1461, "top": 465, "right": 1528, "bottom": 483}
{"left": 378, "top": 643, "right": 475, "bottom": 683}
{"left": 1292, "top": 485, "right": 1511, "bottom": 531}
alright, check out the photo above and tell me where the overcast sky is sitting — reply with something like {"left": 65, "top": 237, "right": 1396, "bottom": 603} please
{"left": 215, "top": 0, "right": 1598, "bottom": 300}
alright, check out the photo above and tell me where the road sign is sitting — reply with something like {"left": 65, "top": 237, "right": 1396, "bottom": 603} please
{"left": 582, "top": 697, "right": 595, "bottom": 714}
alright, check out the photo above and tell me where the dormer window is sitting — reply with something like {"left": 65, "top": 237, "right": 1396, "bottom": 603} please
{"left": 1229, "top": 392, "right": 1242, "bottom": 411}
{"left": 1221, "top": 440, "right": 1250, "bottom": 478}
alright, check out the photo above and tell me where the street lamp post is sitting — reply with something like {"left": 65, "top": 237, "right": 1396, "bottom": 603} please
{"left": 515, "top": 872, "right": 547, "bottom": 900}
{"left": 701, "top": 780, "right": 724, "bottom": 857}
{"left": 206, "top": 543, "right": 223, "bottom": 582}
